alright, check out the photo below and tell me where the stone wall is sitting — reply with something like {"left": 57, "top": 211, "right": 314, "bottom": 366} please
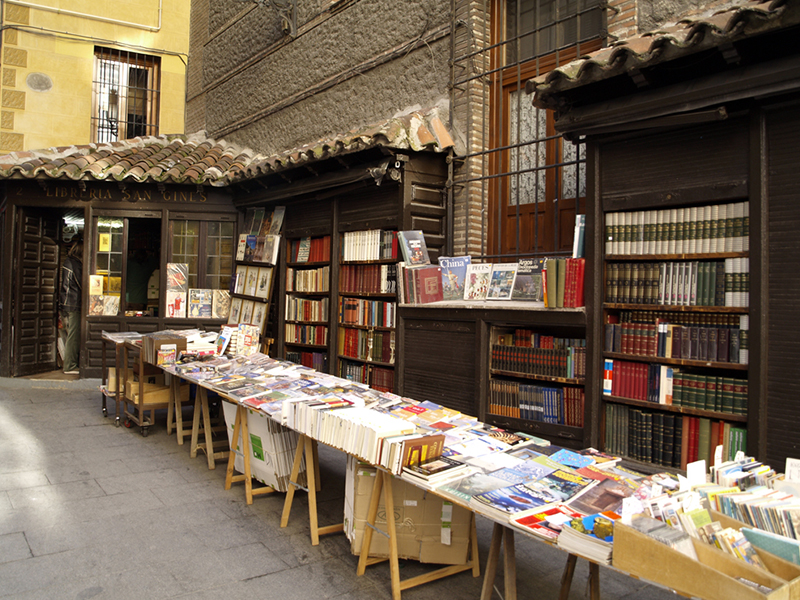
{"left": 195, "top": 0, "right": 452, "bottom": 155}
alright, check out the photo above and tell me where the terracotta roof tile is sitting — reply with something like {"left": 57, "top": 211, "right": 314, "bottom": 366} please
{"left": 529, "top": 0, "right": 796, "bottom": 109}
{"left": 0, "top": 104, "right": 459, "bottom": 187}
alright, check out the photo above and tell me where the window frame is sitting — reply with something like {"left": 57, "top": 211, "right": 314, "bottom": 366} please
{"left": 167, "top": 212, "right": 238, "bottom": 293}
{"left": 91, "top": 46, "right": 161, "bottom": 143}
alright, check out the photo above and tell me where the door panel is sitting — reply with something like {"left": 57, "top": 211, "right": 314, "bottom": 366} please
{"left": 13, "top": 209, "right": 60, "bottom": 376}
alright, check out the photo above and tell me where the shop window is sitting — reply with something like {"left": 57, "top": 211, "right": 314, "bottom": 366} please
{"left": 170, "top": 218, "right": 235, "bottom": 291}
{"left": 91, "top": 47, "right": 160, "bottom": 143}
{"left": 92, "top": 216, "right": 160, "bottom": 315}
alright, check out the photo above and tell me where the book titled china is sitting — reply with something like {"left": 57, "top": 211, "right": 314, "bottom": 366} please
{"left": 438, "top": 256, "right": 471, "bottom": 301}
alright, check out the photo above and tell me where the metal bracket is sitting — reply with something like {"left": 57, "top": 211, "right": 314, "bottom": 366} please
{"left": 243, "top": 0, "right": 298, "bottom": 38}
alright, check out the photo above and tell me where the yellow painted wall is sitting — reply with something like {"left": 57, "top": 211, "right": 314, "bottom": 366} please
{"left": 0, "top": 1, "right": 190, "bottom": 153}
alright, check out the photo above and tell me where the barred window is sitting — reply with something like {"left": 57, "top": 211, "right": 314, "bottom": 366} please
{"left": 451, "top": 0, "right": 604, "bottom": 258}
{"left": 92, "top": 47, "right": 160, "bottom": 143}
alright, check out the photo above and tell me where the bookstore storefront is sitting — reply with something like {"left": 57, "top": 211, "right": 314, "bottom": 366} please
{"left": 0, "top": 178, "right": 239, "bottom": 378}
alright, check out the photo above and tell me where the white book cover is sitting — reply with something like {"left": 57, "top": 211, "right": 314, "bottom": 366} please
{"left": 236, "top": 234, "right": 248, "bottom": 261}
{"left": 725, "top": 258, "right": 734, "bottom": 307}
{"left": 623, "top": 212, "right": 633, "bottom": 255}
{"left": 658, "top": 263, "right": 667, "bottom": 305}
{"left": 689, "top": 206, "right": 698, "bottom": 254}
{"left": 667, "top": 209, "right": 678, "bottom": 255}
{"left": 717, "top": 204, "right": 727, "bottom": 253}
{"left": 612, "top": 212, "right": 621, "bottom": 255}
{"left": 676, "top": 208, "right": 685, "bottom": 255}
{"left": 690, "top": 261, "right": 698, "bottom": 306}
{"left": 698, "top": 204, "right": 711, "bottom": 254}
{"left": 645, "top": 210, "right": 655, "bottom": 255}
{"left": 463, "top": 263, "right": 493, "bottom": 300}
{"left": 734, "top": 202, "right": 745, "bottom": 252}
{"left": 656, "top": 210, "right": 666, "bottom": 255}
{"left": 605, "top": 213, "right": 613, "bottom": 256}
{"left": 633, "top": 211, "right": 643, "bottom": 255}
{"left": 486, "top": 263, "right": 518, "bottom": 300}
{"left": 708, "top": 204, "right": 720, "bottom": 253}
{"left": 743, "top": 202, "right": 750, "bottom": 251}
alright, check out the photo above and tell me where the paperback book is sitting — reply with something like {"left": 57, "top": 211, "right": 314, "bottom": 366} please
{"left": 463, "top": 263, "right": 493, "bottom": 300}
{"left": 486, "top": 263, "right": 518, "bottom": 300}
{"left": 510, "top": 504, "right": 583, "bottom": 541}
{"left": 511, "top": 258, "right": 545, "bottom": 302}
{"left": 438, "top": 256, "right": 471, "bottom": 301}
{"left": 397, "top": 230, "right": 430, "bottom": 266}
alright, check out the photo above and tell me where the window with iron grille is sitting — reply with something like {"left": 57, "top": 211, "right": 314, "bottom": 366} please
{"left": 92, "top": 47, "right": 161, "bottom": 143}
{"left": 450, "top": 0, "right": 604, "bottom": 259}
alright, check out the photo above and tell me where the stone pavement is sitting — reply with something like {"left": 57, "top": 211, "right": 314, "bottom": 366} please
{"left": 0, "top": 377, "right": 678, "bottom": 599}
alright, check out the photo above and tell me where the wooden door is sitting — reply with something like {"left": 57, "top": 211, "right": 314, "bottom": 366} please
{"left": 13, "top": 209, "right": 60, "bottom": 376}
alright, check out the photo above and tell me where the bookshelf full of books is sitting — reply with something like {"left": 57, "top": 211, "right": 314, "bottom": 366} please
{"left": 284, "top": 235, "right": 332, "bottom": 372}
{"left": 488, "top": 325, "right": 587, "bottom": 441}
{"left": 601, "top": 200, "right": 751, "bottom": 472}
{"left": 337, "top": 229, "right": 398, "bottom": 392}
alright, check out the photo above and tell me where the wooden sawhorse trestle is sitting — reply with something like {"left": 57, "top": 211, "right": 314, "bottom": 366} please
{"left": 189, "top": 386, "right": 229, "bottom": 469}
{"left": 357, "top": 469, "right": 481, "bottom": 600}
{"left": 481, "top": 523, "right": 601, "bottom": 600}
{"left": 281, "top": 433, "right": 344, "bottom": 546}
{"left": 223, "top": 403, "right": 278, "bottom": 504}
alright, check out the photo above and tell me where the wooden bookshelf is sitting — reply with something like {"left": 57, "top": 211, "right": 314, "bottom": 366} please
{"left": 600, "top": 200, "right": 752, "bottom": 470}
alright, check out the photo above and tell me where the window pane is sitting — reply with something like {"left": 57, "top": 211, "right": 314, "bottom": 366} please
{"left": 205, "top": 220, "right": 235, "bottom": 293}
{"left": 94, "top": 217, "right": 124, "bottom": 315}
{"left": 509, "top": 91, "right": 547, "bottom": 206}
{"left": 172, "top": 219, "right": 199, "bottom": 288}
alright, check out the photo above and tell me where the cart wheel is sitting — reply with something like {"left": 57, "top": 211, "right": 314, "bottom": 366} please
{"left": 124, "top": 419, "right": 133, "bottom": 428}
{"left": 102, "top": 407, "right": 108, "bottom": 416}
{"left": 141, "top": 427, "right": 149, "bottom": 437}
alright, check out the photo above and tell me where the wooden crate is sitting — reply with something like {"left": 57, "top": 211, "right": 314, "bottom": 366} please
{"left": 613, "top": 521, "right": 800, "bottom": 600}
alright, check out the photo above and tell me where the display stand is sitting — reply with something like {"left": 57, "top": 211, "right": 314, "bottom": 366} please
{"left": 189, "top": 385, "right": 229, "bottom": 469}
{"left": 356, "top": 469, "right": 480, "bottom": 600}
{"left": 122, "top": 341, "right": 161, "bottom": 436}
{"left": 281, "top": 433, "right": 343, "bottom": 546}
{"left": 223, "top": 402, "right": 277, "bottom": 504}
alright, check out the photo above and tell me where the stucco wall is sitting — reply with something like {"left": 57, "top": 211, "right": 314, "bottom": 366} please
{"left": 0, "top": 1, "right": 190, "bottom": 153}
{"left": 198, "top": 0, "right": 451, "bottom": 154}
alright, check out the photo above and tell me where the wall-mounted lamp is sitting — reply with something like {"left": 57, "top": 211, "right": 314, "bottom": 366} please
{"left": 241, "top": 0, "right": 297, "bottom": 38}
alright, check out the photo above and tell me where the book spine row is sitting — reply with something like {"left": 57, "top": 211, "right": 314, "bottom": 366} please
{"left": 338, "top": 359, "right": 369, "bottom": 384}
{"left": 543, "top": 257, "right": 585, "bottom": 308}
{"left": 338, "top": 297, "right": 396, "bottom": 328}
{"left": 369, "top": 366, "right": 394, "bottom": 393}
{"left": 604, "top": 313, "right": 749, "bottom": 365}
{"left": 491, "top": 344, "right": 586, "bottom": 379}
{"left": 605, "top": 403, "right": 746, "bottom": 469}
{"left": 286, "top": 266, "right": 330, "bottom": 293}
{"left": 604, "top": 201, "right": 749, "bottom": 256}
{"left": 285, "top": 323, "right": 328, "bottom": 346}
{"left": 339, "top": 264, "right": 397, "bottom": 294}
{"left": 605, "top": 259, "right": 749, "bottom": 307}
{"left": 671, "top": 369, "right": 748, "bottom": 415}
{"left": 285, "top": 297, "right": 329, "bottom": 323}
{"left": 602, "top": 359, "right": 747, "bottom": 416}
{"left": 337, "top": 328, "right": 395, "bottom": 363}
{"left": 503, "top": 329, "right": 587, "bottom": 350}
{"left": 717, "top": 488, "right": 800, "bottom": 540}
{"left": 488, "top": 379, "right": 584, "bottom": 427}
{"left": 342, "top": 229, "right": 398, "bottom": 262}
{"left": 290, "top": 235, "right": 331, "bottom": 263}
{"left": 286, "top": 350, "right": 328, "bottom": 372}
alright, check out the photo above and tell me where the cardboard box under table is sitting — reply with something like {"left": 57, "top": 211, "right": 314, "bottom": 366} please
{"left": 613, "top": 514, "right": 800, "bottom": 600}
{"left": 221, "top": 402, "right": 304, "bottom": 494}
{"left": 344, "top": 456, "right": 472, "bottom": 564}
